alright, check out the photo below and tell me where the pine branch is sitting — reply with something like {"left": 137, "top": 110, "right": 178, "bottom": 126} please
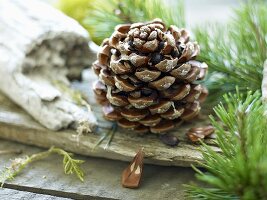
{"left": 185, "top": 90, "right": 267, "bottom": 199}
{"left": 195, "top": 1, "right": 267, "bottom": 103}
{"left": 185, "top": 185, "right": 238, "bottom": 200}
{"left": 84, "top": 0, "right": 185, "bottom": 44}
{"left": 0, "top": 147, "right": 85, "bottom": 186}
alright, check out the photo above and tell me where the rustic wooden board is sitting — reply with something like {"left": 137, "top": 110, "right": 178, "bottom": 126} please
{"left": 0, "top": 188, "right": 68, "bottom": 200}
{"left": 0, "top": 69, "right": 217, "bottom": 167}
{"left": 0, "top": 139, "right": 197, "bottom": 200}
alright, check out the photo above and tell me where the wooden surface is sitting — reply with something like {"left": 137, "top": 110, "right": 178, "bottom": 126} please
{"left": 0, "top": 69, "right": 219, "bottom": 167}
{"left": 0, "top": 139, "right": 197, "bottom": 200}
{"left": 0, "top": 188, "right": 68, "bottom": 200}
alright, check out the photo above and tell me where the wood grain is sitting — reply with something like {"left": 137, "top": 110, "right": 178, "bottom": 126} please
{"left": 0, "top": 140, "right": 197, "bottom": 200}
{"left": 0, "top": 70, "right": 218, "bottom": 167}
{"left": 0, "top": 188, "right": 69, "bottom": 200}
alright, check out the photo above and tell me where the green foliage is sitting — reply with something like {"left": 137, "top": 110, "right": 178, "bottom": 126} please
{"left": 0, "top": 147, "right": 85, "bottom": 186}
{"left": 185, "top": 90, "right": 267, "bottom": 199}
{"left": 84, "top": 0, "right": 185, "bottom": 44}
{"left": 194, "top": 1, "right": 267, "bottom": 103}
{"left": 54, "top": 148, "right": 85, "bottom": 182}
{"left": 57, "top": 0, "right": 96, "bottom": 42}
{"left": 57, "top": 0, "right": 92, "bottom": 23}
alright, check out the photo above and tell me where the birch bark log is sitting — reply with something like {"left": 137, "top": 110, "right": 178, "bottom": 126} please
{"left": 0, "top": 0, "right": 97, "bottom": 131}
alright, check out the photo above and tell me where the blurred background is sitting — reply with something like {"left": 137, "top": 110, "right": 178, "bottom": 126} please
{"left": 43, "top": 0, "right": 238, "bottom": 25}
{"left": 42, "top": 0, "right": 239, "bottom": 41}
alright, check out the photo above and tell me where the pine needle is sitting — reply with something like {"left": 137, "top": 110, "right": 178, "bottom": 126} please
{"left": 0, "top": 147, "right": 85, "bottom": 186}
{"left": 104, "top": 124, "right": 117, "bottom": 150}
{"left": 185, "top": 90, "right": 267, "bottom": 199}
{"left": 194, "top": 1, "right": 267, "bottom": 103}
{"left": 93, "top": 123, "right": 117, "bottom": 150}
{"left": 84, "top": 0, "right": 185, "bottom": 45}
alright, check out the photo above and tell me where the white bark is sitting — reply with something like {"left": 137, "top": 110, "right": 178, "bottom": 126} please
{"left": 0, "top": 0, "right": 97, "bottom": 131}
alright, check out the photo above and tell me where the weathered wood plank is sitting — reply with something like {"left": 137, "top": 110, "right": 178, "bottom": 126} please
{"left": 0, "top": 188, "right": 69, "bottom": 200}
{"left": 0, "top": 140, "right": 197, "bottom": 200}
{"left": 0, "top": 69, "right": 217, "bottom": 167}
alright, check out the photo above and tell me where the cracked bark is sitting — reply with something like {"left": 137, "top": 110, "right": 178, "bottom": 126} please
{"left": 0, "top": 0, "right": 97, "bottom": 131}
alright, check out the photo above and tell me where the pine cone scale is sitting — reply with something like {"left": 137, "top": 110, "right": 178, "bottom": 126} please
{"left": 135, "top": 68, "right": 161, "bottom": 82}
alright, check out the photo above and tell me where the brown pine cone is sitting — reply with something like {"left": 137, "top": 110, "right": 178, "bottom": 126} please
{"left": 92, "top": 19, "right": 208, "bottom": 134}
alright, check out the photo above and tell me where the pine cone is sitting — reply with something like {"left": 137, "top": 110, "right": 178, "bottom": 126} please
{"left": 93, "top": 19, "right": 208, "bottom": 134}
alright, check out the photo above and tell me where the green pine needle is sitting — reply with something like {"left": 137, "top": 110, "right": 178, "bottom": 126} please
{"left": 55, "top": 148, "right": 85, "bottom": 182}
{"left": 185, "top": 90, "right": 267, "bottom": 199}
{"left": 194, "top": 1, "right": 267, "bottom": 103}
{"left": 185, "top": 185, "right": 238, "bottom": 200}
{"left": 84, "top": 0, "right": 185, "bottom": 44}
{"left": 0, "top": 147, "right": 85, "bottom": 186}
